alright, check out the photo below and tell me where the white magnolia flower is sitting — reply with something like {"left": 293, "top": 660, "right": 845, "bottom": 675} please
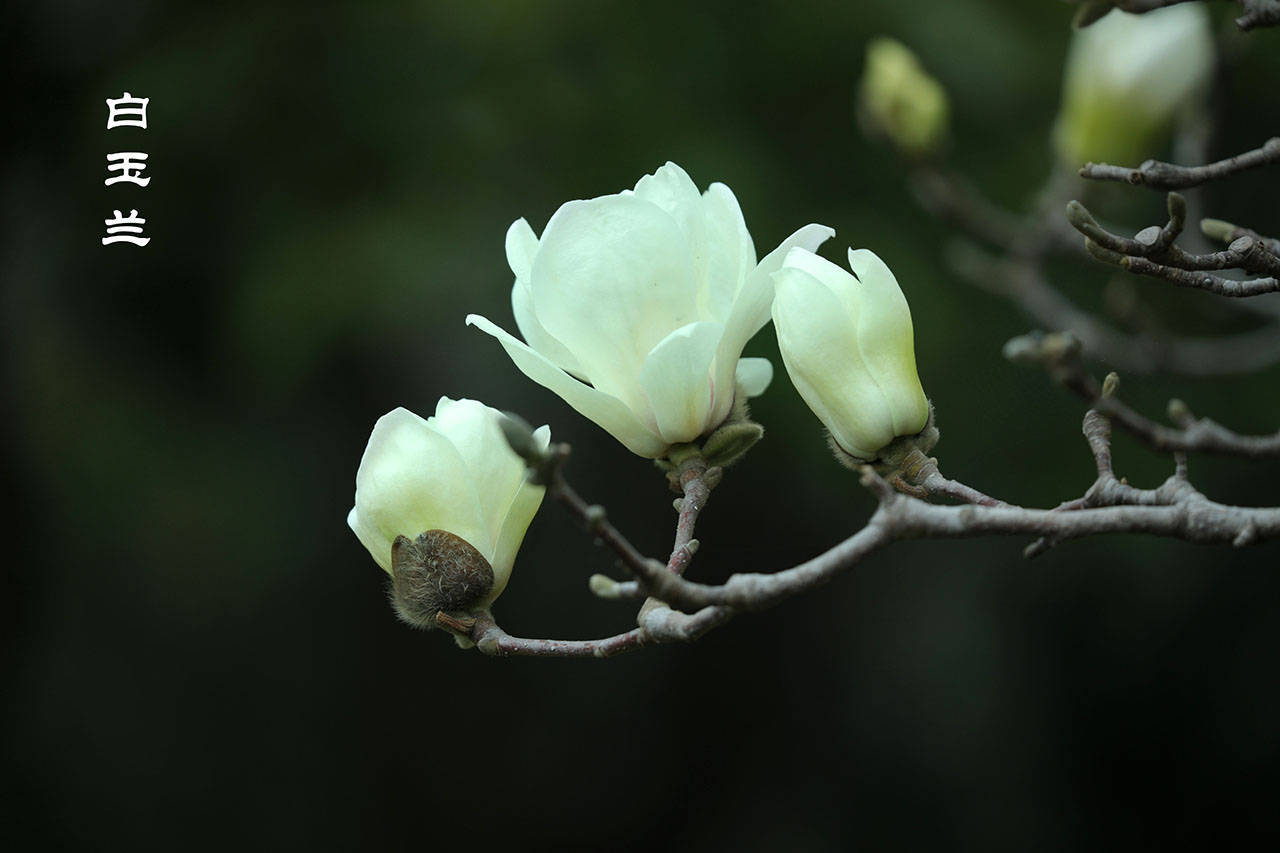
{"left": 771, "top": 247, "right": 929, "bottom": 462}
{"left": 466, "top": 162, "right": 833, "bottom": 458}
{"left": 1055, "top": 5, "right": 1213, "bottom": 166}
{"left": 347, "top": 397, "right": 548, "bottom": 608}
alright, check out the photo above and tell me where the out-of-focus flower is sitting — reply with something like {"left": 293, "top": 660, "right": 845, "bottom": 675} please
{"left": 467, "top": 162, "right": 833, "bottom": 458}
{"left": 771, "top": 247, "right": 929, "bottom": 463}
{"left": 347, "top": 398, "right": 548, "bottom": 624}
{"left": 1054, "top": 5, "right": 1213, "bottom": 166}
{"left": 858, "top": 37, "right": 949, "bottom": 159}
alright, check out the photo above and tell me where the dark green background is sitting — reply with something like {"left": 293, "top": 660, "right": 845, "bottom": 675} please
{"left": 5, "top": 1, "right": 1279, "bottom": 849}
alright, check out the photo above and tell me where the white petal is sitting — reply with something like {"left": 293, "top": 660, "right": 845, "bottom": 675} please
{"left": 784, "top": 246, "right": 862, "bottom": 316}
{"left": 486, "top": 422, "right": 552, "bottom": 603}
{"left": 639, "top": 321, "right": 724, "bottom": 443}
{"left": 709, "top": 223, "right": 835, "bottom": 427}
{"left": 633, "top": 162, "right": 709, "bottom": 292}
{"left": 529, "top": 194, "right": 699, "bottom": 409}
{"left": 700, "top": 182, "right": 756, "bottom": 321}
{"left": 347, "top": 407, "right": 492, "bottom": 573}
{"left": 847, "top": 249, "right": 929, "bottom": 437}
{"left": 428, "top": 397, "right": 534, "bottom": 556}
{"left": 505, "top": 218, "right": 539, "bottom": 283}
{"left": 466, "top": 313, "right": 669, "bottom": 458}
{"left": 772, "top": 267, "right": 895, "bottom": 460}
{"left": 512, "top": 276, "right": 585, "bottom": 378}
{"left": 735, "top": 357, "right": 773, "bottom": 398}
{"left": 507, "top": 217, "right": 586, "bottom": 375}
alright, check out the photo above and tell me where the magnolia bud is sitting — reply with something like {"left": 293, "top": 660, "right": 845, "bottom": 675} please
{"left": 1054, "top": 5, "right": 1212, "bottom": 166}
{"left": 771, "top": 246, "right": 930, "bottom": 463}
{"left": 347, "top": 399, "right": 549, "bottom": 621}
{"left": 858, "top": 37, "right": 949, "bottom": 160}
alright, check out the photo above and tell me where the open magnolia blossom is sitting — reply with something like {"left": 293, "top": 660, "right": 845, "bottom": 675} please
{"left": 772, "top": 247, "right": 929, "bottom": 462}
{"left": 347, "top": 398, "right": 549, "bottom": 612}
{"left": 1054, "top": 5, "right": 1212, "bottom": 166}
{"left": 466, "top": 162, "right": 834, "bottom": 458}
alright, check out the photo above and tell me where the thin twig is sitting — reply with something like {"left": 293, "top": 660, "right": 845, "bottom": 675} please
{"left": 1080, "top": 137, "right": 1280, "bottom": 189}
{"left": 1005, "top": 331, "right": 1280, "bottom": 458}
{"left": 1067, "top": 195, "right": 1280, "bottom": 296}
{"left": 462, "top": 442, "right": 731, "bottom": 657}
{"left": 947, "top": 241, "right": 1280, "bottom": 375}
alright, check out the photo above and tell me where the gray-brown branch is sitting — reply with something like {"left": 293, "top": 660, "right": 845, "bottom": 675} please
{"left": 1005, "top": 330, "right": 1280, "bottom": 458}
{"left": 1080, "top": 138, "right": 1280, "bottom": 189}
{"left": 459, "top": 440, "right": 731, "bottom": 657}
{"left": 946, "top": 241, "right": 1280, "bottom": 375}
{"left": 622, "top": 417, "right": 1280, "bottom": 615}
{"left": 1067, "top": 195, "right": 1280, "bottom": 297}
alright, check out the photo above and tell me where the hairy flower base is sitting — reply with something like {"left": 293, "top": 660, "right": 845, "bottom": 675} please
{"left": 826, "top": 402, "right": 940, "bottom": 472}
{"left": 390, "top": 530, "right": 495, "bottom": 629}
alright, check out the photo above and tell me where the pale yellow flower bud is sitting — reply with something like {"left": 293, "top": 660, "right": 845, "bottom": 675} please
{"left": 858, "top": 37, "right": 949, "bottom": 160}
{"left": 347, "top": 398, "right": 549, "bottom": 618}
{"left": 772, "top": 247, "right": 929, "bottom": 462}
{"left": 1054, "top": 5, "right": 1213, "bottom": 166}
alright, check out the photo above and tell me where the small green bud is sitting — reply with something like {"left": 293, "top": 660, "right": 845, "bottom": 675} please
{"left": 589, "top": 573, "right": 623, "bottom": 599}
{"left": 857, "top": 37, "right": 949, "bottom": 160}
{"left": 1200, "top": 218, "right": 1238, "bottom": 244}
{"left": 701, "top": 420, "right": 764, "bottom": 468}
{"left": 1101, "top": 372, "right": 1121, "bottom": 398}
{"left": 498, "top": 411, "right": 544, "bottom": 465}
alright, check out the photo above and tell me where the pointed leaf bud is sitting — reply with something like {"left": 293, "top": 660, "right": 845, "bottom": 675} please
{"left": 700, "top": 420, "right": 765, "bottom": 468}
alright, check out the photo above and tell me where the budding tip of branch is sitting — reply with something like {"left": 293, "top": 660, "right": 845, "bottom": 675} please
{"left": 672, "top": 497, "right": 684, "bottom": 512}
{"left": 1101, "top": 372, "right": 1120, "bottom": 398}
{"left": 702, "top": 466, "right": 724, "bottom": 489}
{"left": 1023, "top": 538, "right": 1051, "bottom": 559}
{"left": 684, "top": 538, "right": 700, "bottom": 556}
{"left": 583, "top": 504, "right": 607, "bottom": 530}
{"left": 1233, "top": 522, "right": 1258, "bottom": 548}
{"left": 1065, "top": 199, "right": 1091, "bottom": 226}
{"left": 589, "top": 573, "right": 621, "bottom": 599}
{"left": 1167, "top": 398, "right": 1193, "bottom": 424}
{"left": 1199, "top": 217, "right": 1236, "bottom": 244}
{"left": 498, "top": 411, "right": 540, "bottom": 458}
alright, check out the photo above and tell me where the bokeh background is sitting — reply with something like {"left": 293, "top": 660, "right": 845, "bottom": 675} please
{"left": 4, "top": 1, "right": 1279, "bottom": 849}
